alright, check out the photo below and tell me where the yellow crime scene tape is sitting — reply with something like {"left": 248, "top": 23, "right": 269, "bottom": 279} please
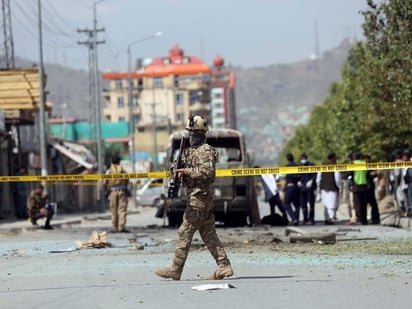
{"left": 0, "top": 161, "right": 411, "bottom": 184}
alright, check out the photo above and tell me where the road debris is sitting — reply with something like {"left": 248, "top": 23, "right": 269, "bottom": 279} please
{"left": 49, "top": 247, "right": 78, "bottom": 253}
{"left": 338, "top": 237, "right": 378, "bottom": 242}
{"left": 336, "top": 227, "right": 361, "bottom": 233}
{"left": 10, "top": 248, "right": 26, "bottom": 256}
{"left": 285, "top": 226, "right": 336, "bottom": 244}
{"left": 192, "top": 284, "right": 236, "bottom": 291}
{"left": 76, "top": 231, "right": 112, "bottom": 249}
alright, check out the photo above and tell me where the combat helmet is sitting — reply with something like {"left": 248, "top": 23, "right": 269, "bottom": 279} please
{"left": 185, "top": 115, "right": 208, "bottom": 132}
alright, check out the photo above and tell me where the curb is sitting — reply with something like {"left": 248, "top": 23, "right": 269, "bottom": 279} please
{"left": 0, "top": 210, "right": 142, "bottom": 236}
{"left": 0, "top": 219, "right": 84, "bottom": 236}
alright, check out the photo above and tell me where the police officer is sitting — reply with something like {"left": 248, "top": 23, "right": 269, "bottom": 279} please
{"left": 27, "top": 184, "right": 54, "bottom": 229}
{"left": 104, "top": 156, "right": 129, "bottom": 232}
{"left": 154, "top": 115, "right": 233, "bottom": 281}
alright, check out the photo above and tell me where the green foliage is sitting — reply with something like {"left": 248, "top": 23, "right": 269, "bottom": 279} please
{"left": 285, "top": 0, "right": 412, "bottom": 161}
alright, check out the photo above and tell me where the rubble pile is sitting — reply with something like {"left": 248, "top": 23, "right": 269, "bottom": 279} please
{"left": 76, "top": 231, "right": 112, "bottom": 249}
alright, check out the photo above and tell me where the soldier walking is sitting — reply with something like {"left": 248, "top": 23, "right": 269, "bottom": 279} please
{"left": 154, "top": 115, "right": 233, "bottom": 281}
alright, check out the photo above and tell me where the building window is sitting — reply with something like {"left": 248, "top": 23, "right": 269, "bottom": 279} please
{"left": 104, "top": 96, "right": 111, "bottom": 107}
{"left": 177, "top": 113, "right": 184, "bottom": 122}
{"left": 117, "top": 97, "right": 125, "bottom": 108}
{"left": 132, "top": 96, "right": 139, "bottom": 106}
{"left": 213, "top": 92, "right": 223, "bottom": 99}
{"left": 153, "top": 77, "right": 163, "bottom": 88}
{"left": 189, "top": 92, "right": 199, "bottom": 105}
{"left": 115, "top": 79, "right": 123, "bottom": 89}
{"left": 132, "top": 115, "right": 140, "bottom": 124}
{"left": 119, "top": 116, "right": 125, "bottom": 122}
{"left": 176, "top": 93, "right": 184, "bottom": 105}
{"left": 137, "top": 78, "right": 143, "bottom": 90}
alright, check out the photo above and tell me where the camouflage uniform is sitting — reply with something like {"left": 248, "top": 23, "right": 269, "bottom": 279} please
{"left": 27, "top": 186, "right": 54, "bottom": 229}
{"left": 155, "top": 119, "right": 233, "bottom": 280}
{"left": 105, "top": 163, "right": 129, "bottom": 232}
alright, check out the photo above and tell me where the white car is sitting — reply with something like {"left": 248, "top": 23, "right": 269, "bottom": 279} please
{"left": 135, "top": 178, "right": 164, "bottom": 207}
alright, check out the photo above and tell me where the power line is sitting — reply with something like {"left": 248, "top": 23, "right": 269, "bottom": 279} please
{"left": 101, "top": 30, "right": 121, "bottom": 71}
{"left": 14, "top": 0, "right": 76, "bottom": 47}
{"left": 23, "top": 0, "right": 76, "bottom": 42}
{"left": 43, "top": 0, "right": 79, "bottom": 28}
{"left": 39, "top": 2, "right": 74, "bottom": 37}
{"left": 71, "top": 0, "right": 92, "bottom": 11}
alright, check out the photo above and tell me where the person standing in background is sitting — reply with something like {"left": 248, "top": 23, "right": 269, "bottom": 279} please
{"left": 298, "top": 154, "right": 317, "bottom": 225}
{"left": 344, "top": 152, "right": 358, "bottom": 225}
{"left": 256, "top": 166, "right": 288, "bottom": 221}
{"left": 404, "top": 152, "right": 412, "bottom": 217}
{"left": 317, "top": 152, "right": 341, "bottom": 225}
{"left": 364, "top": 154, "right": 380, "bottom": 224}
{"left": 104, "top": 156, "right": 129, "bottom": 233}
{"left": 283, "top": 153, "right": 301, "bottom": 226}
{"left": 352, "top": 153, "right": 368, "bottom": 225}
{"left": 389, "top": 150, "right": 403, "bottom": 209}
{"left": 13, "top": 166, "right": 29, "bottom": 219}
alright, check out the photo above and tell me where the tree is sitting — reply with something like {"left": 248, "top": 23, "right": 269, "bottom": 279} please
{"left": 285, "top": 0, "right": 412, "bottom": 161}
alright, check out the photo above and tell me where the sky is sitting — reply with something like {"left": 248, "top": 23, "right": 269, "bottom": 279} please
{"left": 10, "top": 0, "right": 369, "bottom": 72}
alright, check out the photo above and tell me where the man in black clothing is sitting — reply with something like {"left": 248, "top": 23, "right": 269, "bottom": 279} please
{"left": 283, "top": 153, "right": 301, "bottom": 225}
{"left": 298, "top": 154, "right": 317, "bottom": 224}
{"left": 364, "top": 155, "right": 380, "bottom": 224}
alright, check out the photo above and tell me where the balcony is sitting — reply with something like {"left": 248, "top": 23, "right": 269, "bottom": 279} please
{"left": 176, "top": 80, "right": 209, "bottom": 90}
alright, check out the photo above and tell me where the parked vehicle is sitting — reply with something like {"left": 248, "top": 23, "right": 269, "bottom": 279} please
{"left": 136, "top": 178, "right": 164, "bottom": 207}
{"left": 159, "top": 128, "right": 258, "bottom": 227}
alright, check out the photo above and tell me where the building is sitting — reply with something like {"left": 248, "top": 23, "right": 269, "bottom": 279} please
{"left": 210, "top": 55, "right": 236, "bottom": 129}
{"left": 101, "top": 44, "right": 236, "bottom": 166}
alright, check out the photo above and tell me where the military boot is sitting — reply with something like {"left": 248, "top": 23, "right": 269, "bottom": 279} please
{"left": 207, "top": 264, "right": 233, "bottom": 280}
{"left": 154, "top": 265, "right": 183, "bottom": 281}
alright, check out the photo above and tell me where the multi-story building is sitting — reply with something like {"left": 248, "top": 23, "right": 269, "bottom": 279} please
{"left": 101, "top": 44, "right": 236, "bottom": 165}
{"left": 210, "top": 55, "right": 236, "bottom": 129}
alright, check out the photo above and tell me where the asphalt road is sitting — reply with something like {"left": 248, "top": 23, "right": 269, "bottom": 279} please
{"left": 1, "top": 201, "right": 412, "bottom": 309}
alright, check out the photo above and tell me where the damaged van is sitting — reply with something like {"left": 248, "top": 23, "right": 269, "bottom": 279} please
{"left": 159, "top": 128, "right": 258, "bottom": 227}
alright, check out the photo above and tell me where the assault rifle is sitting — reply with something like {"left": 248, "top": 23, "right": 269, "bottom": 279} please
{"left": 167, "top": 136, "right": 186, "bottom": 199}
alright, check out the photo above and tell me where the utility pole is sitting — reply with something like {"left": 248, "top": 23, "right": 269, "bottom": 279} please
{"left": 77, "top": 29, "right": 96, "bottom": 142}
{"left": 93, "top": 1, "right": 104, "bottom": 181}
{"left": 38, "top": 0, "right": 47, "bottom": 180}
{"left": 77, "top": 1, "right": 106, "bottom": 212}
{"left": 0, "top": 0, "right": 15, "bottom": 68}
{"left": 151, "top": 80, "right": 158, "bottom": 170}
{"left": 1, "top": 0, "right": 18, "bottom": 180}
